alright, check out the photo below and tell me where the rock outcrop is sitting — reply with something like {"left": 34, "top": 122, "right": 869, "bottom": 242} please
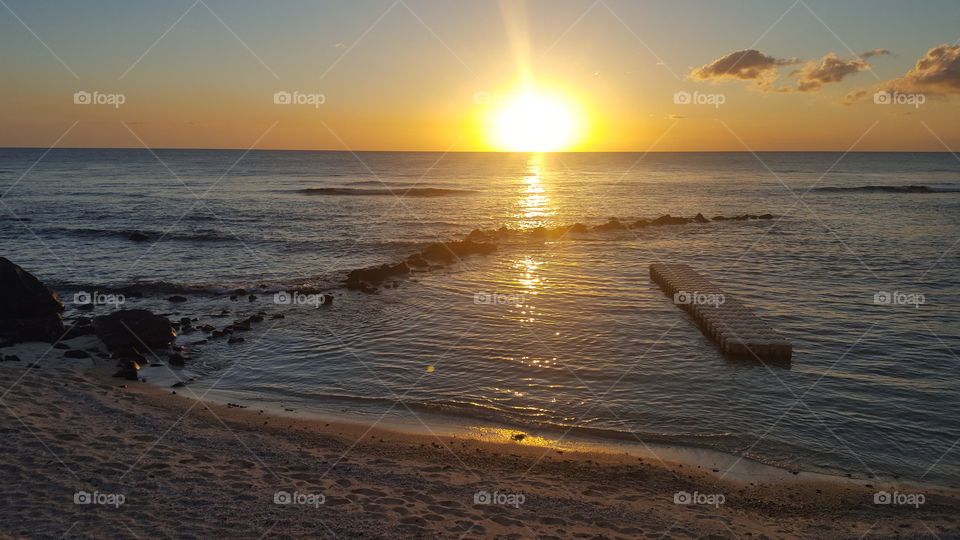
{"left": 0, "top": 258, "right": 65, "bottom": 343}
{"left": 93, "top": 309, "right": 175, "bottom": 351}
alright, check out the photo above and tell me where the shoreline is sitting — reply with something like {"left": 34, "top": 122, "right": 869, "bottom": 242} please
{"left": 2, "top": 340, "right": 959, "bottom": 538}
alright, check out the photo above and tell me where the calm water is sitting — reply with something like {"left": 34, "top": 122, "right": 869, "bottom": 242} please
{"left": 2, "top": 149, "right": 959, "bottom": 486}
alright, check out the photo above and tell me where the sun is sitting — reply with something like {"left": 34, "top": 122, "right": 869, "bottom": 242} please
{"left": 491, "top": 92, "right": 582, "bottom": 152}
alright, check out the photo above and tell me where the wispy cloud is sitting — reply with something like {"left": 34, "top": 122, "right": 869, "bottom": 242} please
{"left": 793, "top": 53, "right": 870, "bottom": 92}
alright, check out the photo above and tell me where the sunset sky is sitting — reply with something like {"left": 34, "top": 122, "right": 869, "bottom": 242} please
{"left": 2, "top": 0, "right": 959, "bottom": 151}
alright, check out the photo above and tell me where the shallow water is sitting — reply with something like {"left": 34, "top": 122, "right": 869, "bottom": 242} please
{"left": 2, "top": 149, "right": 958, "bottom": 485}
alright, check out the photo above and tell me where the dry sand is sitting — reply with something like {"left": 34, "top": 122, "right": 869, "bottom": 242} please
{"left": 1, "top": 339, "right": 958, "bottom": 539}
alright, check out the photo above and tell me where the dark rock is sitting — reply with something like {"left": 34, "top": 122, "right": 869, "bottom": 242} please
{"left": 0, "top": 257, "right": 65, "bottom": 343}
{"left": 466, "top": 229, "right": 488, "bottom": 242}
{"left": 321, "top": 294, "right": 334, "bottom": 306}
{"left": 233, "top": 288, "right": 246, "bottom": 296}
{"left": 179, "top": 317, "right": 192, "bottom": 326}
{"left": 112, "top": 358, "right": 140, "bottom": 380}
{"left": 694, "top": 213, "right": 709, "bottom": 223}
{"left": 62, "top": 320, "right": 96, "bottom": 340}
{"left": 248, "top": 294, "right": 257, "bottom": 302}
{"left": 93, "top": 310, "right": 175, "bottom": 351}
{"left": 345, "top": 262, "right": 410, "bottom": 290}
{"left": 112, "top": 367, "right": 139, "bottom": 380}
{"left": 270, "top": 314, "right": 285, "bottom": 320}
{"left": 168, "top": 353, "right": 186, "bottom": 366}
{"left": 758, "top": 213, "right": 773, "bottom": 220}
{"left": 594, "top": 218, "right": 626, "bottom": 231}
{"left": 190, "top": 339, "right": 207, "bottom": 345}
{"left": 128, "top": 231, "right": 149, "bottom": 242}
{"left": 229, "top": 295, "right": 238, "bottom": 301}
{"left": 167, "top": 295, "right": 187, "bottom": 303}
{"left": 171, "top": 381, "right": 185, "bottom": 388}
{"left": 406, "top": 253, "right": 429, "bottom": 268}
{"left": 511, "top": 433, "right": 526, "bottom": 441}
{"left": 249, "top": 314, "right": 264, "bottom": 323}
{"left": 63, "top": 349, "right": 91, "bottom": 359}
{"left": 200, "top": 324, "right": 214, "bottom": 333}
{"left": 227, "top": 336, "right": 244, "bottom": 344}
{"left": 2, "top": 354, "right": 21, "bottom": 362}
{"left": 651, "top": 214, "right": 692, "bottom": 226}
{"left": 75, "top": 303, "right": 95, "bottom": 312}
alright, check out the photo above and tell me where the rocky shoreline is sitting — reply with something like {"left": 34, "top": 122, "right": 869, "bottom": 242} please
{"left": 2, "top": 213, "right": 777, "bottom": 383}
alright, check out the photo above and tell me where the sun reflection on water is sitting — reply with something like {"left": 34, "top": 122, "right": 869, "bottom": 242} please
{"left": 516, "top": 154, "right": 555, "bottom": 229}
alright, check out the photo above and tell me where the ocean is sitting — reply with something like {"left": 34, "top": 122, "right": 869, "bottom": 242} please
{"left": 2, "top": 148, "right": 958, "bottom": 486}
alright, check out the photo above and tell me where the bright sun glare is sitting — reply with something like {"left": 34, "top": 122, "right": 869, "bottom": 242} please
{"left": 493, "top": 93, "right": 581, "bottom": 152}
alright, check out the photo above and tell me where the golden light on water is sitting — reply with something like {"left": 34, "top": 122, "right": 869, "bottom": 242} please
{"left": 516, "top": 155, "right": 554, "bottom": 229}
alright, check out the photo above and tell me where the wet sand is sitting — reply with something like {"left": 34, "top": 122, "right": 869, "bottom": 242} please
{"left": 1, "top": 339, "right": 958, "bottom": 539}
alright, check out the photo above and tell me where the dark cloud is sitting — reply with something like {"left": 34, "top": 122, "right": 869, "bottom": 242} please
{"left": 794, "top": 53, "right": 870, "bottom": 92}
{"left": 690, "top": 49, "right": 800, "bottom": 89}
{"left": 859, "top": 48, "right": 891, "bottom": 59}
{"left": 884, "top": 44, "right": 960, "bottom": 95}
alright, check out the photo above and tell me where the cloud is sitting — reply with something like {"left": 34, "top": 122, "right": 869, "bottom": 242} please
{"left": 859, "top": 48, "right": 891, "bottom": 59}
{"left": 690, "top": 49, "right": 800, "bottom": 90}
{"left": 883, "top": 44, "right": 960, "bottom": 95}
{"left": 794, "top": 53, "right": 870, "bottom": 92}
{"left": 841, "top": 89, "right": 869, "bottom": 105}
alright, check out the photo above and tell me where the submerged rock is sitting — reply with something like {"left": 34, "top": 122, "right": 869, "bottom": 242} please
{"left": 128, "top": 231, "right": 149, "bottom": 242}
{"left": 0, "top": 257, "right": 65, "bottom": 343}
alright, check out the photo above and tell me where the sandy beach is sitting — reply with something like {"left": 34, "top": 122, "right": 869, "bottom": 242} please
{"left": 0, "top": 339, "right": 956, "bottom": 540}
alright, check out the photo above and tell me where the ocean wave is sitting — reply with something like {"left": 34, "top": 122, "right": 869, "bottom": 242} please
{"left": 301, "top": 187, "right": 476, "bottom": 197}
{"left": 813, "top": 184, "right": 960, "bottom": 194}
{"left": 46, "top": 227, "right": 236, "bottom": 242}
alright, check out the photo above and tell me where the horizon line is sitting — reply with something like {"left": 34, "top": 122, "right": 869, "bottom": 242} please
{"left": 0, "top": 146, "right": 955, "bottom": 154}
